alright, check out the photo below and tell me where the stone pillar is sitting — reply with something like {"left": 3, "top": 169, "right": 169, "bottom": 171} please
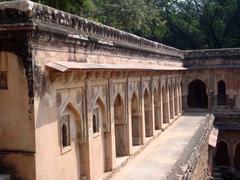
{"left": 141, "top": 92, "right": 146, "bottom": 144}
{"left": 171, "top": 87, "right": 175, "bottom": 119}
{"left": 150, "top": 91, "right": 155, "bottom": 135}
{"left": 153, "top": 90, "right": 162, "bottom": 131}
{"left": 179, "top": 85, "right": 183, "bottom": 114}
{"left": 169, "top": 87, "right": 175, "bottom": 120}
{"left": 174, "top": 86, "right": 179, "bottom": 116}
{"left": 208, "top": 91, "right": 214, "bottom": 112}
{"left": 166, "top": 86, "right": 171, "bottom": 123}
{"left": 110, "top": 118, "right": 116, "bottom": 169}
{"left": 176, "top": 85, "right": 180, "bottom": 115}
{"left": 159, "top": 90, "right": 163, "bottom": 129}
{"left": 214, "top": 94, "right": 218, "bottom": 109}
{"left": 229, "top": 156, "right": 235, "bottom": 167}
{"left": 127, "top": 96, "right": 133, "bottom": 154}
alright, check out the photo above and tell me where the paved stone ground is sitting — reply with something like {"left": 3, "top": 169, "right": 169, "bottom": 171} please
{"left": 112, "top": 112, "right": 208, "bottom": 180}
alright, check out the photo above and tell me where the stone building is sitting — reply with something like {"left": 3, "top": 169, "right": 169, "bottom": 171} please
{"left": 0, "top": 1, "right": 239, "bottom": 180}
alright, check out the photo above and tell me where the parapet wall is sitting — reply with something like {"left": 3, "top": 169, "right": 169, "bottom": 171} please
{"left": 2, "top": 1, "right": 240, "bottom": 71}
{"left": 167, "top": 114, "right": 214, "bottom": 180}
{"left": 0, "top": 0, "right": 182, "bottom": 59}
{"left": 184, "top": 48, "right": 240, "bottom": 69}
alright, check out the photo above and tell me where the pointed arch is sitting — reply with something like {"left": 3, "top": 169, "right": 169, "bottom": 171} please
{"left": 153, "top": 87, "right": 161, "bottom": 130}
{"left": 144, "top": 88, "right": 153, "bottom": 137}
{"left": 94, "top": 96, "right": 107, "bottom": 128}
{"left": 62, "top": 122, "right": 70, "bottom": 147}
{"left": 234, "top": 143, "right": 240, "bottom": 170}
{"left": 215, "top": 141, "right": 230, "bottom": 166}
{"left": 162, "top": 85, "right": 169, "bottom": 124}
{"left": 187, "top": 79, "right": 208, "bottom": 108}
{"left": 93, "top": 96, "right": 112, "bottom": 172}
{"left": 114, "top": 93, "right": 128, "bottom": 157}
{"left": 131, "top": 91, "right": 142, "bottom": 146}
{"left": 60, "top": 100, "right": 87, "bottom": 178}
{"left": 61, "top": 102, "right": 85, "bottom": 140}
{"left": 114, "top": 94, "right": 125, "bottom": 124}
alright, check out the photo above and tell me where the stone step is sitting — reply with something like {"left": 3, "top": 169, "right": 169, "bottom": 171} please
{"left": 0, "top": 175, "right": 11, "bottom": 180}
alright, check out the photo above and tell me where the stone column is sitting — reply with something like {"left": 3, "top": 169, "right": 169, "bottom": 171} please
{"left": 110, "top": 116, "right": 116, "bottom": 169}
{"left": 151, "top": 91, "right": 155, "bottom": 135}
{"left": 176, "top": 85, "right": 180, "bottom": 115}
{"left": 166, "top": 86, "right": 171, "bottom": 123}
{"left": 229, "top": 156, "right": 235, "bottom": 167}
{"left": 208, "top": 91, "right": 214, "bottom": 112}
{"left": 153, "top": 90, "right": 161, "bottom": 131}
{"left": 159, "top": 90, "right": 163, "bottom": 129}
{"left": 127, "top": 96, "right": 133, "bottom": 154}
{"left": 172, "top": 87, "right": 175, "bottom": 119}
{"left": 179, "top": 85, "right": 183, "bottom": 114}
{"left": 174, "top": 86, "right": 179, "bottom": 116}
{"left": 141, "top": 91, "right": 146, "bottom": 144}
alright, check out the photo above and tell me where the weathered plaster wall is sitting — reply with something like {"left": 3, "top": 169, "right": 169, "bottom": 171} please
{"left": 0, "top": 52, "right": 35, "bottom": 179}
{"left": 0, "top": 52, "right": 34, "bottom": 150}
{"left": 34, "top": 76, "right": 86, "bottom": 180}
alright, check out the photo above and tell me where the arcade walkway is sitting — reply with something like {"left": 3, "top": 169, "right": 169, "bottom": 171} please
{"left": 112, "top": 112, "right": 209, "bottom": 180}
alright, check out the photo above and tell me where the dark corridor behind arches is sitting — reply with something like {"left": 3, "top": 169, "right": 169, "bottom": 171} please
{"left": 215, "top": 141, "right": 230, "bottom": 166}
{"left": 187, "top": 79, "right": 208, "bottom": 108}
{"left": 234, "top": 143, "right": 240, "bottom": 170}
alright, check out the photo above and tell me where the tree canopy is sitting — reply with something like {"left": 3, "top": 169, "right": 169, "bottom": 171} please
{"left": 3, "top": 0, "right": 240, "bottom": 50}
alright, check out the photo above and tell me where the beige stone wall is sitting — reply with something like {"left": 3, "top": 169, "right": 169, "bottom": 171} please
{"left": 0, "top": 52, "right": 35, "bottom": 179}
{"left": 191, "top": 142, "right": 209, "bottom": 180}
{"left": 32, "top": 40, "right": 183, "bottom": 70}
{"left": 0, "top": 153, "right": 35, "bottom": 180}
{"left": 32, "top": 37, "right": 183, "bottom": 180}
{"left": 182, "top": 69, "right": 240, "bottom": 111}
{"left": 35, "top": 80, "right": 86, "bottom": 180}
{"left": 0, "top": 52, "right": 34, "bottom": 150}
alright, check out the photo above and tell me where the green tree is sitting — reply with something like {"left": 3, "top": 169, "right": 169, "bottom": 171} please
{"left": 158, "top": 0, "right": 240, "bottom": 49}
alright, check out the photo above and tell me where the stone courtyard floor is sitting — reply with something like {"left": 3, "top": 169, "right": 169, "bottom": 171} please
{"left": 111, "top": 112, "right": 209, "bottom": 180}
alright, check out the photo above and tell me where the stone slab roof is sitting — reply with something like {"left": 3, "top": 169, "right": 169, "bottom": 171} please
{"left": 46, "top": 61, "right": 187, "bottom": 72}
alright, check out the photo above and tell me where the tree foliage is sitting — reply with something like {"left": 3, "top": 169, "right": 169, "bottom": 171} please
{"left": 158, "top": 0, "right": 240, "bottom": 49}
{"left": 2, "top": 0, "right": 240, "bottom": 49}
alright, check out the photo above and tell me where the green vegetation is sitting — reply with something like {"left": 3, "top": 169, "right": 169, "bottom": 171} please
{"left": 5, "top": 0, "right": 240, "bottom": 49}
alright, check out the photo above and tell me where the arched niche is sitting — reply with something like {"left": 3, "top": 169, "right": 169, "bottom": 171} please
{"left": 94, "top": 97, "right": 112, "bottom": 172}
{"left": 234, "top": 143, "right": 240, "bottom": 170}
{"left": 187, "top": 79, "right": 208, "bottom": 108}
{"left": 215, "top": 141, "right": 230, "bottom": 166}
{"left": 162, "top": 85, "right": 169, "bottom": 124}
{"left": 131, "top": 91, "right": 142, "bottom": 146}
{"left": 60, "top": 102, "right": 87, "bottom": 178}
{"left": 114, "top": 93, "right": 128, "bottom": 157}
{"left": 153, "top": 88, "right": 161, "bottom": 130}
{"left": 144, "top": 88, "right": 152, "bottom": 137}
{"left": 93, "top": 97, "right": 107, "bottom": 131}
